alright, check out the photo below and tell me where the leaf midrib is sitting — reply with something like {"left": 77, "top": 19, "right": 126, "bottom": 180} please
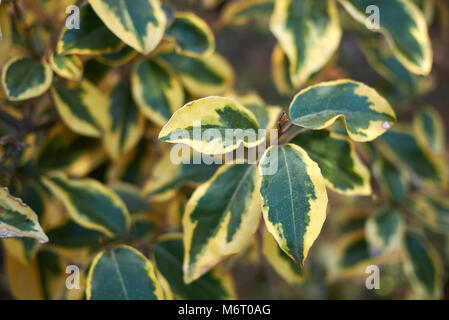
{"left": 111, "top": 250, "right": 129, "bottom": 300}
{"left": 281, "top": 147, "right": 299, "bottom": 261}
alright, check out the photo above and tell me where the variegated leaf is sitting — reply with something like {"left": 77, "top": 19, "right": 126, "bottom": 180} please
{"left": 86, "top": 245, "right": 164, "bottom": 300}
{"left": 411, "top": 0, "right": 435, "bottom": 24}
{"left": 35, "top": 125, "right": 105, "bottom": 176}
{"left": 49, "top": 53, "right": 83, "bottom": 81}
{"left": 2, "top": 183, "right": 47, "bottom": 263}
{"left": 270, "top": 0, "right": 341, "bottom": 87}
{"left": 337, "top": 209, "right": 371, "bottom": 234}
{"left": 259, "top": 143, "right": 327, "bottom": 268}
{"left": 103, "top": 81, "right": 145, "bottom": 160}
{"left": 338, "top": 0, "right": 432, "bottom": 75}
{"left": 153, "top": 234, "right": 236, "bottom": 299}
{"left": 112, "top": 183, "right": 151, "bottom": 214}
{"left": 238, "top": 92, "right": 282, "bottom": 130}
{"left": 365, "top": 209, "right": 403, "bottom": 254}
{"left": 271, "top": 45, "right": 296, "bottom": 96}
{"left": 46, "top": 220, "right": 103, "bottom": 250}
{"left": 106, "top": 142, "right": 154, "bottom": 185}
{"left": 289, "top": 80, "right": 396, "bottom": 142}
{"left": 160, "top": 51, "right": 235, "bottom": 97}
{"left": 334, "top": 230, "right": 375, "bottom": 276}
{"left": 373, "top": 157, "right": 408, "bottom": 201}
{"left": 96, "top": 45, "right": 138, "bottom": 67}
{"left": 409, "top": 196, "right": 449, "bottom": 232}
{"left": 0, "top": 187, "right": 48, "bottom": 243}
{"left": 88, "top": 0, "right": 166, "bottom": 54}
{"left": 262, "top": 230, "right": 304, "bottom": 284}
{"left": 57, "top": 4, "right": 122, "bottom": 55}
{"left": 376, "top": 128, "right": 444, "bottom": 186}
{"left": 42, "top": 171, "right": 130, "bottom": 237}
{"left": 402, "top": 232, "right": 442, "bottom": 299}
{"left": 290, "top": 130, "right": 371, "bottom": 196}
{"left": 51, "top": 80, "right": 109, "bottom": 137}
{"left": 219, "top": 0, "right": 274, "bottom": 27}
{"left": 183, "top": 164, "right": 261, "bottom": 283}
{"left": 2, "top": 238, "right": 40, "bottom": 266}
{"left": 360, "top": 40, "right": 431, "bottom": 96}
{"left": 159, "top": 97, "right": 264, "bottom": 155}
{"left": 142, "top": 151, "right": 221, "bottom": 201}
{"left": 131, "top": 58, "right": 184, "bottom": 126}
{"left": 413, "top": 106, "right": 445, "bottom": 155}
{"left": 165, "top": 12, "right": 215, "bottom": 56}
{"left": 1, "top": 56, "right": 53, "bottom": 101}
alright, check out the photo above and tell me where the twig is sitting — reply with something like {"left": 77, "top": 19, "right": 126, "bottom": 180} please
{"left": 277, "top": 112, "right": 287, "bottom": 136}
{"left": 29, "top": 115, "right": 59, "bottom": 133}
{"left": 0, "top": 135, "right": 28, "bottom": 165}
{"left": 0, "top": 147, "right": 14, "bottom": 164}
{"left": 0, "top": 109, "right": 22, "bottom": 129}
{"left": 276, "top": 111, "right": 303, "bottom": 144}
{"left": 280, "top": 122, "right": 293, "bottom": 135}
{"left": 278, "top": 125, "right": 305, "bottom": 145}
{"left": 0, "top": 101, "right": 59, "bottom": 165}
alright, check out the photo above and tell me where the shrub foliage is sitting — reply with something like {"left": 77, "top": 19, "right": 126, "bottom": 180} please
{"left": 0, "top": 0, "right": 448, "bottom": 300}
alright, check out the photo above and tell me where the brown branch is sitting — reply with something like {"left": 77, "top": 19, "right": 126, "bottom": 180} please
{"left": 0, "top": 135, "right": 28, "bottom": 165}
{"left": 0, "top": 147, "right": 14, "bottom": 165}
{"left": 278, "top": 125, "right": 305, "bottom": 145}
{"left": 0, "top": 100, "right": 59, "bottom": 165}
{"left": 276, "top": 112, "right": 287, "bottom": 136}
{"left": 276, "top": 112, "right": 301, "bottom": 143}
{"left": 0, "top": 109, "right": 22, "bottom": 129}
{"left": 280, "top": 122, "right": 293, "bottom": 136}
{"left": 29, "top": 115, "right": 59, "bottom": 133}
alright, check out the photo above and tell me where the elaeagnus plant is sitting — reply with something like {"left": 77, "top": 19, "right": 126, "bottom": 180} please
{"left": 0, "top": 0, "right": 447, "bottom": 300}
